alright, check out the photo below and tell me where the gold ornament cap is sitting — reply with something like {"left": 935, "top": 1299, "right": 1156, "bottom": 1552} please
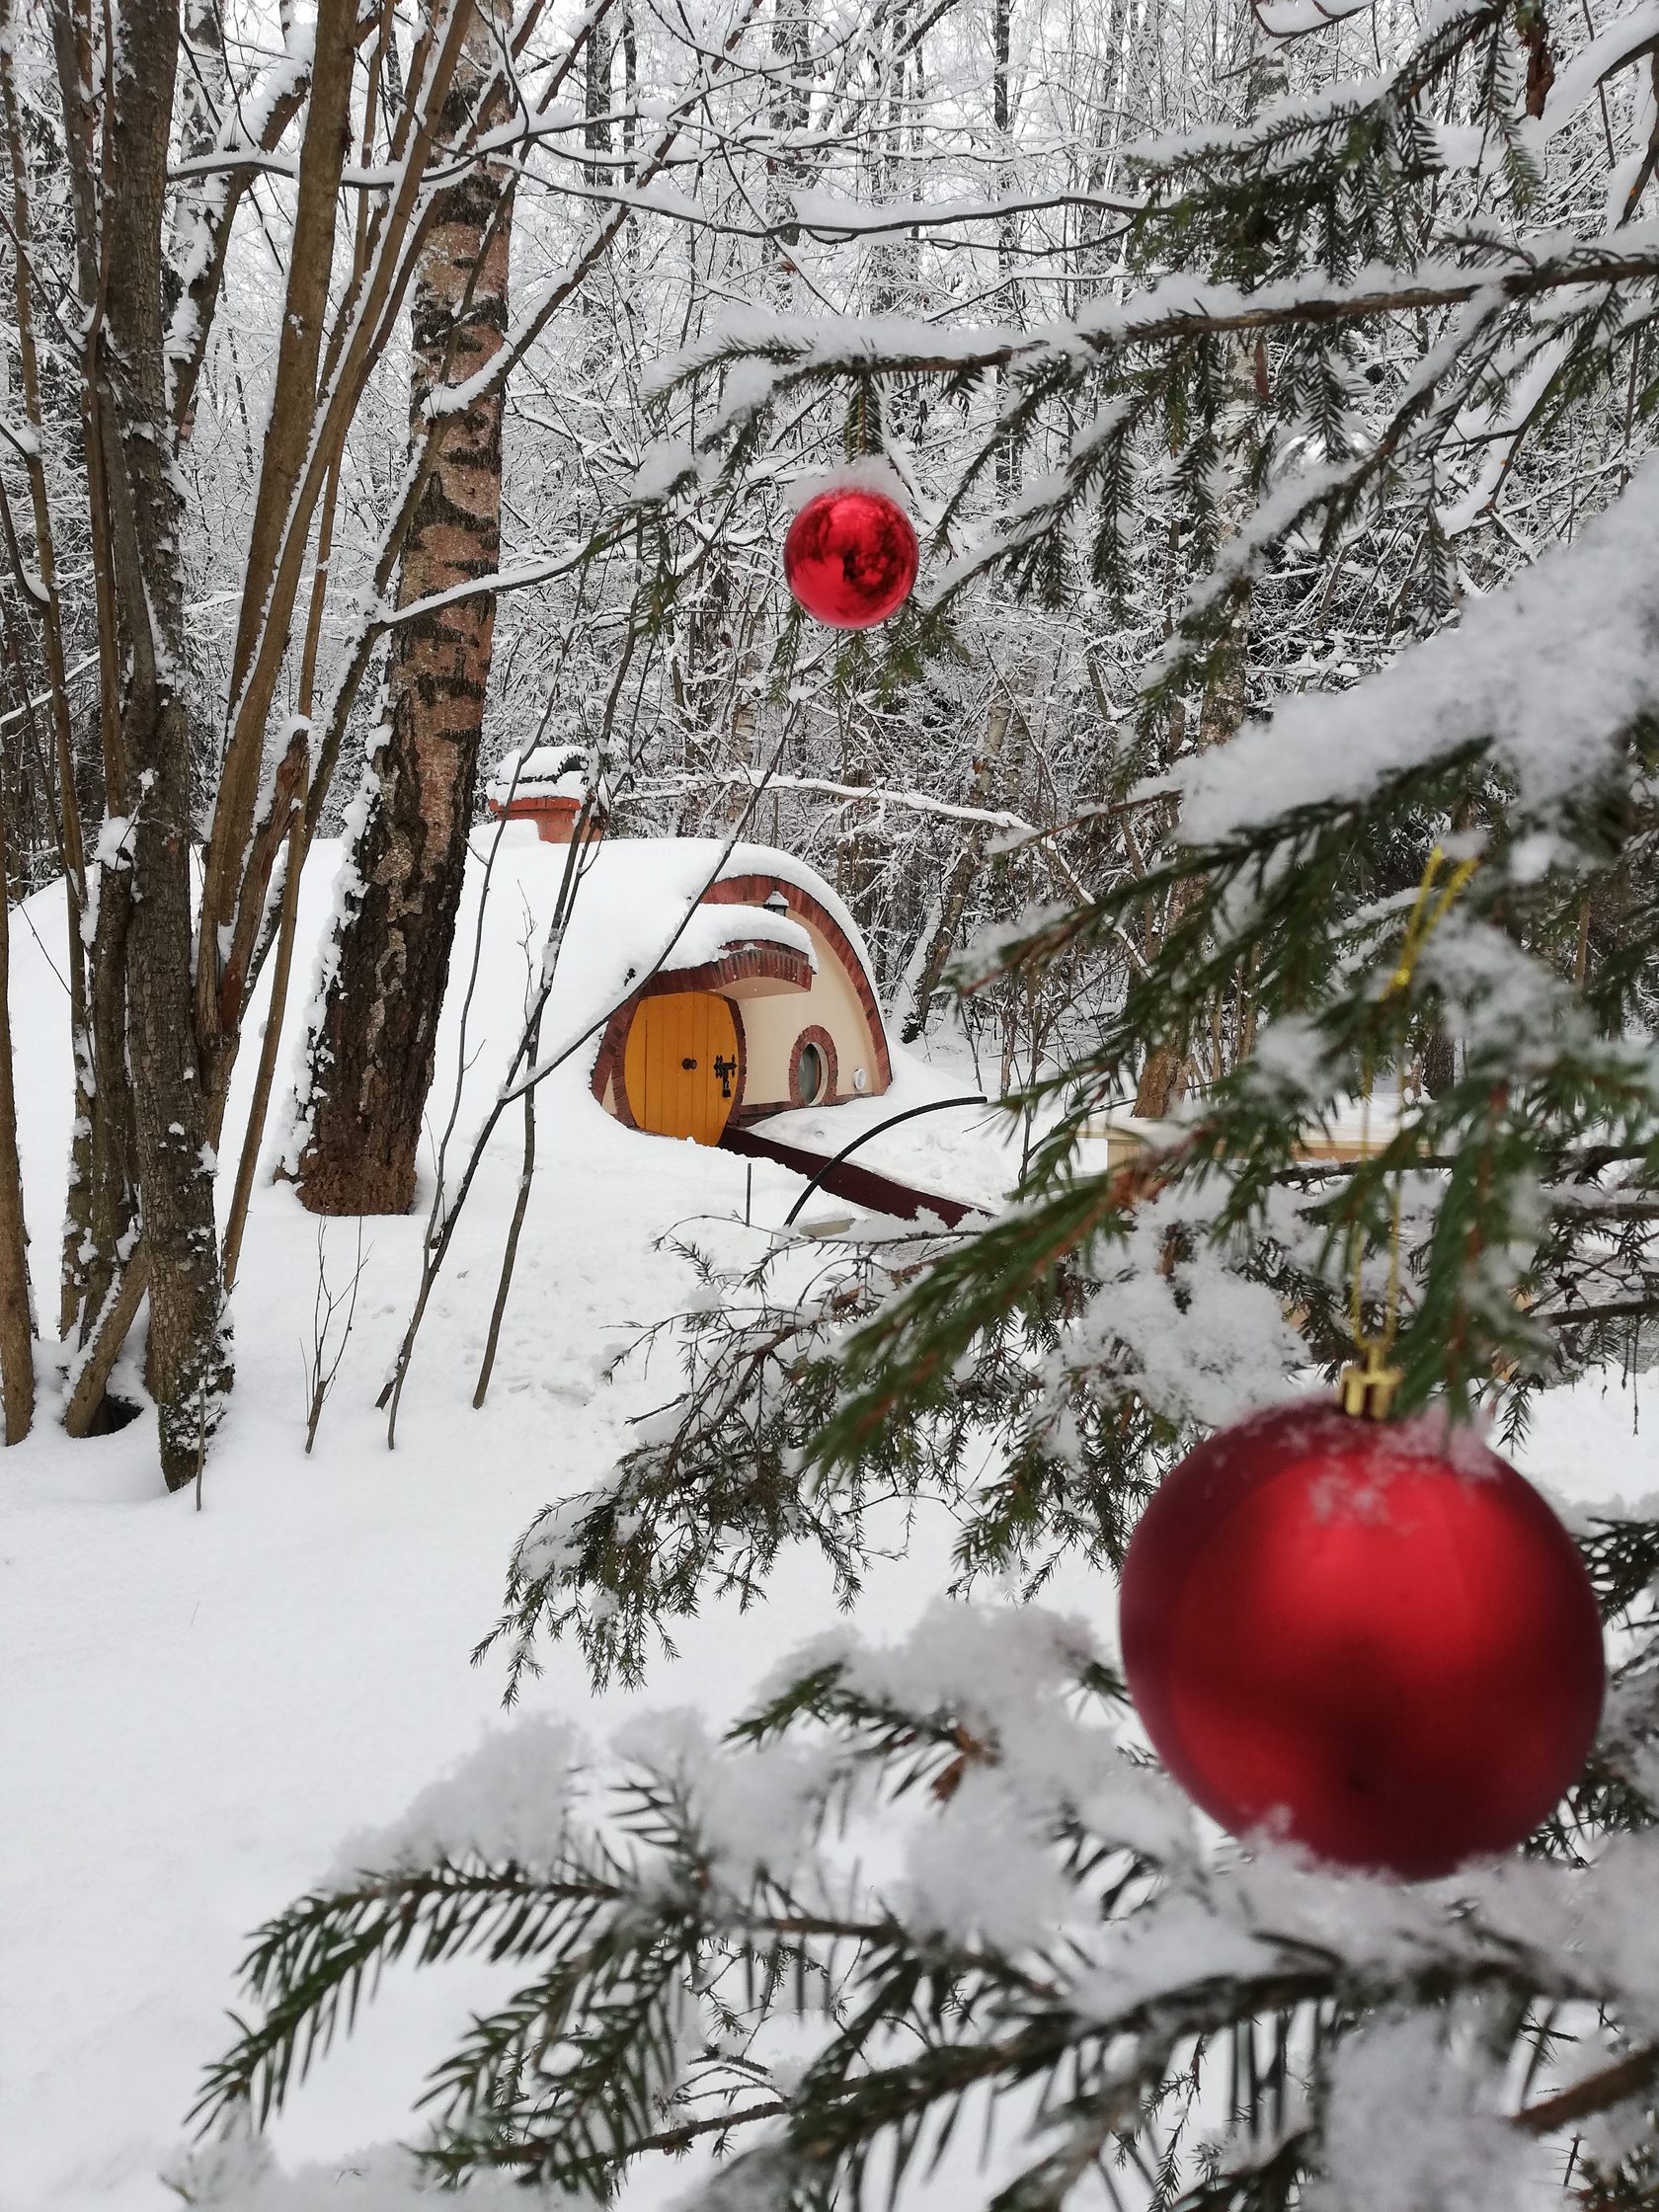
{"left": 1338, "top": 1341, "right": 1401, "bottom": 1421}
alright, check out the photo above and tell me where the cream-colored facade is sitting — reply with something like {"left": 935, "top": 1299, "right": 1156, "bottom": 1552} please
{"left": 730, "top": 905, "right": 885, "bottom": 1113}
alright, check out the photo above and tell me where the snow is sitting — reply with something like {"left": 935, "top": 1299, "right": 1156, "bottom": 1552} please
{"left": 0, "top": 831, "right": 1029, "bottom": 2212}
{"left": 781, "top": 452, "right": 912, "bottom": 514}
{"left": 93, "top": 814, "right": 135, "bottom": 869}
{"left": 484, "top": 743, "right": 602, "bottom": 809}
{"left": 1, "top": 833, "right": 1652, "bottom": 2211}
{"left": 160, "top": 2141, "right": 592, "bottom": 2212}
{"left": 660, "top": 901, "right": 816, "bottom": 975}
{"left": 755, "top": 1075, "right": 1014, "bottom": 1213}
{"left": 1055, "top": 1206, "right": 1311, "bottom": 1430}
{"left": 326, "top": 1717, "right": 586, "bottom": 1882}
{"left": 663, "top": 217, "right": 1659, "bottom": 438}
{"left": 1318, "top": 2015, "right": 1555, "bottom": 2211}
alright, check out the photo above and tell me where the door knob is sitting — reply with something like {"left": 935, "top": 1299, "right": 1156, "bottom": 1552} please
{"left": 681, "top": 1057, "right": 697, "bottom": 1070}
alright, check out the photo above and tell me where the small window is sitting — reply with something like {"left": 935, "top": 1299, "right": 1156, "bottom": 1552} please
{"left": 795, "top": 1040, "right": 828, "bottom": 1107}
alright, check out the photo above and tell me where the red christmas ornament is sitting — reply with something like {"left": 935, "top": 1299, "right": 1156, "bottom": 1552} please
{"left": 783, "top": 484, "right": 919, "bottom": 629}
{"left": 1119, "top": 1400, "right": 1605, "bottom": 1879}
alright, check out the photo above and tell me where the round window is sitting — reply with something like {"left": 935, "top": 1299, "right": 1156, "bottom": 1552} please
{"left": 795, "top": 1040, "right": 828, "bottom": 1107}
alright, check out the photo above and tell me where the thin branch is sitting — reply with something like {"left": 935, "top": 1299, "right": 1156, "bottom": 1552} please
{"left": 1514, "top": 2042, "right": 1659, "bottom": 2134}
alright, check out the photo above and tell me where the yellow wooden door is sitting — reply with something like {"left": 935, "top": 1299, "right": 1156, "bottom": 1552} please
{"left": 623, "top": 991, "right": 740, "bottom": 1145}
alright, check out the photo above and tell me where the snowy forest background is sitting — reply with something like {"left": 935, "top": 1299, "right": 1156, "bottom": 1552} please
{"left": 11, "top": 0, "right": 1637, "bottom": 1081}
{"left": 4, "top": 0, "right": 1659, "bottom": 2205}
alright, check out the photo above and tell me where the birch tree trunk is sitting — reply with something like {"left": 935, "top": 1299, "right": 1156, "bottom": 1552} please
{"left": 296, "top": 0, "right": 512, "bottom": 1216}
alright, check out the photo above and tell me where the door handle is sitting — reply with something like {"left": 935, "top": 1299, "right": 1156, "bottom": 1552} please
{"left": 681, "top": 1057, "right": 697, "bottom": 1070}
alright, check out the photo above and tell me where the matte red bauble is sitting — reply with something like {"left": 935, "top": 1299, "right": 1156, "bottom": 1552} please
{"left": 1119, "top": 1401, "right": 1605, "bottom": 1879}
{"left": 783, "top": 485, "right": 919, "bottom": 628}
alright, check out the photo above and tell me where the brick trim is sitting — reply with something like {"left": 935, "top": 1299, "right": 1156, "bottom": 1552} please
{"left": 727, "top": 998, "right": 750, "bottom": 1120}
{"left": 702, "top": 876, "right": 891, "bottom": 1089}
{"left": 490, "top": 793, "right": 581, "bottom": 819}
{"left": 487, "top": 793, "right": 609, "bottom": 845}
{"left": 638, "top": 941, "right": 812, "bottom": 1001}
{"left": 592, "top": 1001, "right": 638, "bottom": 1127}
{"left": 788, "top": 1023, "right": 838, "bottom": 1109}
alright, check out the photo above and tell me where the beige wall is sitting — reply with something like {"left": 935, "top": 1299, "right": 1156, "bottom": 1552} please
{"left": 738, "top": 913, "right": 887, "bottom": 1109}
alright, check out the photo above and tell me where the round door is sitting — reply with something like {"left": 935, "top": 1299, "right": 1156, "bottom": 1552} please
{"left": 622, "top": 991, "right": 741, "bottom": 1146}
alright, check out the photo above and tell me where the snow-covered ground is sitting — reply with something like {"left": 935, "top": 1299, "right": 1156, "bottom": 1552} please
{"left": 2, "top": 832, "right": 1651, "bottom": 2212}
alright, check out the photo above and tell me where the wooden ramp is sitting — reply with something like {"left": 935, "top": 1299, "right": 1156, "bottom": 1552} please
{"left": 721, "top": 1124, "right": 989, "bottom": 1229}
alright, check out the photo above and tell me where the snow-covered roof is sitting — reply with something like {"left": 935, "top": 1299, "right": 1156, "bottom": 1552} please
{"left": 461, "top": 833, "right": 881, "bottom": 1087}
{"left": 486, "top": 745, "right": 609, "bottom": 810}
{"left": 659, "top": 901, "right": 815, "bottom": 976}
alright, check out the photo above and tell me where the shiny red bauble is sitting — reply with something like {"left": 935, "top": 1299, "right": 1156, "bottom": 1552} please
{"left": 1119, "top": 1401, "right": 1605, "bottom": 1879}
{"left": 782, "top": 484, "right": 919, "bottom": 628}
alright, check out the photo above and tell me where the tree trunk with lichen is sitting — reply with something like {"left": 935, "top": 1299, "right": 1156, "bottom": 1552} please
{"left": 86, "top": 0, "right": 231, "bottom": 1481}
{"left": 294, "top": 0, "right": 511, "bottom": 1217}
{"left": 0, "top": 784, "right": 35, "bottom": 1445}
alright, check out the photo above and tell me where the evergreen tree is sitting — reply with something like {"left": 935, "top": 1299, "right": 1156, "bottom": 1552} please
{"left": 190, "top": 0, "right": 1659, "bottom": 2201}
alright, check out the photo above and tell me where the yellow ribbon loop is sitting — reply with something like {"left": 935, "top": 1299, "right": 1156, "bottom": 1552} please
{"left": 1382, "top": 846, "right": 1481, "bottom": 1003}
{"left": 1339, "top": 843, "right": 1480, "bottom": 1420}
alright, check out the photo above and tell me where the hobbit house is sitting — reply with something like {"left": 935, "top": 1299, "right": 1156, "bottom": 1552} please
{"left": 585, "top": 844, "right": 892, "bottom": 1147}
